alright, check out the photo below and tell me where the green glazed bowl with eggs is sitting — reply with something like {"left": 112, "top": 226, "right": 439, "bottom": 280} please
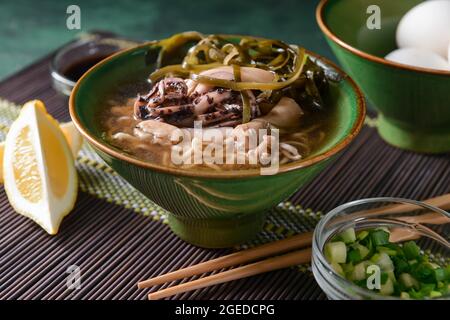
{"left": 70, "top": 35, "right": 365, "bottom": 248}
{"left": 317, "top": 0, "right": 450, "bottom": 153}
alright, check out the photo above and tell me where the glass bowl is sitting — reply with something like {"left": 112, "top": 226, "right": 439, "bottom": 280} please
{"left": 51, "top": 36, "right": 137, "bottom": 96}
{"left": 312, "top": 197, "right": 450, "bottom": 300}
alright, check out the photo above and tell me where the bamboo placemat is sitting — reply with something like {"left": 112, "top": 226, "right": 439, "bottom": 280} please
{"left": 0, "top": 35, "right": 449, "bottom": 300}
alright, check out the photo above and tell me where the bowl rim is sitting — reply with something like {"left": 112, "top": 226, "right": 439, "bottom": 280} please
{"left": 316, "top": 0, "right": 450, "bottom": 76}
{"left": 69, "top": 36, "right": 366, "bottom": 179}
{"left": 312, "top": 197, "right": 450, "bottom": 300}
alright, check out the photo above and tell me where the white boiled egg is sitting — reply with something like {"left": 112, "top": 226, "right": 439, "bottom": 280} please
{"left": 396, "top": 0, "right": 450, "bottom": 59}
{"left": 385, "top": 48, "right": 450, "bottom": 71}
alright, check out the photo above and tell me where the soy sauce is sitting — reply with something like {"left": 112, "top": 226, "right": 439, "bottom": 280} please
{"left": 62, "top": 54, "right": 109, "bottom": 82}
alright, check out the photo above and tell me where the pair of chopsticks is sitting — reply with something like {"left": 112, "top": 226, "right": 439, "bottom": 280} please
{"left": 138, "top": 194, "right": 450, "bottom": 300}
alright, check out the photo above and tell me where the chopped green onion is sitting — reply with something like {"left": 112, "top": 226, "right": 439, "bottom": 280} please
{"left": 408, "top": 289, "right": 424, "bottom": 299}
{"left": 408, "top": 259, "right": 418, "bottom": 266}
{"left": 331, "top": 262, "right": 345, "bottom": 277}
{"left": 325, "top": 227, "right": 449, "bottom": 299}
{"left": 325, "top": 241, "right": 347, "bottom": 264}
{"left": 380, "top": 272, "right": 389, "bottom": 284}
{"left": 400, "top": 292, "right": 410, "bottom": 299}
{"left": 371, "top": 252, "right": 394, "bottom": 271}
{"left": 342, "top": 263, "right": 354, "bottom": 275}
{"left": 370, "top": 229, "right": 390, "bottom": 246}
{"left": 419, "top": 283, "right": 435, "bottom": 296}
{"left": 357, "top": 230, "right": 369, "bottom": 241}
{"left": 355, "top": 244, "right": 370, "bottom": 259}
{"left": 351, "top": 261, "right": 368, "bottom": 281}
{"left": 403, "top": 241, "right": 421, "bottom": 260}
{"left": 379, "top": 278, "right": 394, "bottom": 296}
{"left": 399, "top": 273, "right": 420, "bottom": 289}
{"left": 392, "top": 256, "right": 409, "bottom": 275}
{"left": 377, "top": 246, "right": 398, "bottom": 256}
{"left": 434, "top": 268, "right": 447, "bottom": 282}
{"left": 429, "top": 291, "right": 442, "bottom": 298}
{"left": 412, "top": 263, "right": 435, "bottom": 283}
{"left": 347, "top": 249, "right": 361, "bottom": 264}
{"left": 339, "top": 228, "right": 356, "bottom": 244}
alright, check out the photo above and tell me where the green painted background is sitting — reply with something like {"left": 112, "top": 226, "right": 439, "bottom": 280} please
{"left": 0, "top": 0, "right": 333, "bottom": 80}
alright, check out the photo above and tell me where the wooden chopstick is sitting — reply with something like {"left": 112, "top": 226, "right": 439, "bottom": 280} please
{"left": 145, "top": 226, "right": 421, "bottom": 300}
{"left": 351, "top": 193, "right": 450, "bottom": 218}
{"left": 333, "top": 193, "right": 450, "bottom": 225}
{"left": 138, "top": 231, "right": 313, "bottom": 288}
{"left": 146, "top": 225, "right": 430, "bottom": 300}
{"left": 398, "top": 212, "right": 449, "bottom": 225}
{"left": 139, "top": 193, "right": 450, "bottom": 299}
{"left": 147, "top": 248, "right": 312, "bottom": 300}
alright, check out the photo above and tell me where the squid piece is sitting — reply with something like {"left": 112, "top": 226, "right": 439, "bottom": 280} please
{"left": 135, "top": 120, "right": 183, "bottom": 146}
{"left": 259, "top": 97, "right": 303, "bottom": 130}
{"left": 232, "top": 97, "right": 303, "bottom": 136}
{"left": 188, "top": 66, "right": 275, "bottom": 96}
{"left": 134, "top": 67, "right": 267, "bottom": 127}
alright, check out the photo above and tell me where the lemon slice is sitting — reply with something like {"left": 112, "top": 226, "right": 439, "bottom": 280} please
{"left": 60, "top": 121, "right": 84, "bottom": 157}
{"left": 0, "top": 121, "right": 82, "bottom": 182}
{"left": 3, "top": 100, "right": 78, "bottom": 234}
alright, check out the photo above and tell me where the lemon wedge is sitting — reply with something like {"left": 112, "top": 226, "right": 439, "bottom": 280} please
{"left": 60, "top": 121, "right": 84, "bottom": 157}
{"left": 3, "top": 100, "right": 78, "bottom": 234}
{"left": 0, "top": 121, "right": 82, "bottom": 182}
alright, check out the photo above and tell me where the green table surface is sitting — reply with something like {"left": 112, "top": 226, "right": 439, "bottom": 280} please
{"left": 0, "top": 0, "right": 334, "bottom": 81}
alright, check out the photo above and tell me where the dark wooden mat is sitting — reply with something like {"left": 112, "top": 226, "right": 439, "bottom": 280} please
{"left": 0, "top": 37, "right": 449, "bottom": 300}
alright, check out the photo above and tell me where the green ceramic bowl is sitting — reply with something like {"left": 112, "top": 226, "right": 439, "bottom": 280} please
{"left": 317, "top": 0, "right": 450, "bottom": 153}
{"left": 69, "top": 37, "right": 365, "bottom": 248}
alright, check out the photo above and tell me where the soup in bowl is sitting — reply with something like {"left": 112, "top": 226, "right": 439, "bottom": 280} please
{"left": 70, "top": 33, "right": 365, "bottom": 248}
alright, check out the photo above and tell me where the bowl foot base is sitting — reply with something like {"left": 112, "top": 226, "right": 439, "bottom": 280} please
{"left": 377, "top": 115, "right": 450, "bottom": 154}
{"left": 168, "top": 211, "right": 267, "bottom": 248}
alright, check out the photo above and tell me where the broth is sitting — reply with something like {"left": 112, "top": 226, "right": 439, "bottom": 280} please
{"left": 99, "top": 79, "right": 337, "bottom": 171}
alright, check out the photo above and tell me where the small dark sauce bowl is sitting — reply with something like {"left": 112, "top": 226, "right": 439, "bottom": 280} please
{"left": 51, "top": 36, "right": 135, "bottom": 96}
